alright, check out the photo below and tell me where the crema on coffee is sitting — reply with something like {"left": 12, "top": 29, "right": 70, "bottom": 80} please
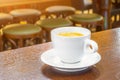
{"left": 58, "top": 32, "right": 84, "bottom": 37}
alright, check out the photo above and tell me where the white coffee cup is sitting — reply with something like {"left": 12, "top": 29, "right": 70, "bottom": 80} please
{"left": 51, "top": 27, "right": 98, "bottom": 64}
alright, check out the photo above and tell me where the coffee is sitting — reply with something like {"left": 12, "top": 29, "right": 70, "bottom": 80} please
{"left": 58, "top": 32, "right": 84, "bottom": 37}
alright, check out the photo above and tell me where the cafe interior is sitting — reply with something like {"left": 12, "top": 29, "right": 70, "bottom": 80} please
{"left": 0, "top": 0, "right": 117, "bottom": 51}
{"left": 0, "top": 0, "right": 120, "bottom": 80}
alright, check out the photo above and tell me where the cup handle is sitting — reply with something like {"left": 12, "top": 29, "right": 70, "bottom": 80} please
{"left": 84, "top": 39, "right": 98, "bottom": 54}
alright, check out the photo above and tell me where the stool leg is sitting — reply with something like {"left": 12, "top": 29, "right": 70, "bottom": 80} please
{"left": 0, "top": 36, "right": 3, "bottom": 51}
{"left": 91, "top": 24, "right": 96, "bottom": 32}
{"left": 4, "top": 38, "right": 17, "bottom": 49}
{"left": 96, "top": 21, "right": 104, "bottom": 31}
{"left": 72, "top": 21, "right": 76, "bottom": 26}
{"left": 34, "top": 34, "right": 42, "bottom": 44}
{"left": 46, "top": 30, "right": 51, "bottom": 42}
{"left": 18, "top": 39, "right": 23, "bottom": 48}
{"left": 42, "top": 30, "right": 46, "bottom": 43}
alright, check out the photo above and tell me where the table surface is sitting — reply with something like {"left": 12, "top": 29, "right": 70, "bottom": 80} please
{"left": 0, "top": 28, "right": 120, "bottom": 80}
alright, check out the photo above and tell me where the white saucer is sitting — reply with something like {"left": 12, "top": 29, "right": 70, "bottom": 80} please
{"left": 54, "top": 67, "right": 89, "bottom": 72}
{"left": 41, "top": 49, "right": 101, "bottom": 72}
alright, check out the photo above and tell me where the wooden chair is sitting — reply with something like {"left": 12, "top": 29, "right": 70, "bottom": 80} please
{"left": 69, "top": 13, "right": 103, "bottom": 32}
{"left": 10, "top": 9, "right": 41, "bottom": 24}
{"left": 2, "top": 24, "right": 42, "bottom": 50}
{"left": 0, "top": 13, "right": 13, "bottom": 29}
{"left": 36, "top": 18, "right": 73, "bottom": 42}
{"left": 45, "top": 5, "right": 76, "bottom": 18}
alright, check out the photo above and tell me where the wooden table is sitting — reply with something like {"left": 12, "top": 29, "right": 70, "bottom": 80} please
{"left": 0, "top": 28, "right": 120, "bottom": 80}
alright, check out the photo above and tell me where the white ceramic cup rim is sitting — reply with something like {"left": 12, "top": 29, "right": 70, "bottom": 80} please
{"left": 51, "top": 27, "right": 91, "bottom": 39}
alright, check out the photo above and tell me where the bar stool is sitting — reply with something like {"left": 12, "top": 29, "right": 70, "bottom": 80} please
{"left": 0, "top": 13, "right": 13, "bottom": 29}
{"left": 36, "top": 18, "right": 73, "bottom": 42}
{"left": 69, "top": 13, "right": 103, "bottom": 32}
{"left": 45, "top": 5, "right": 76, "bottom": 18}
{"left": 10, "top": 9, "right": 41, "bottom": 24}
{"left": 2, "top": 24, "right": 42, "bottom": 50}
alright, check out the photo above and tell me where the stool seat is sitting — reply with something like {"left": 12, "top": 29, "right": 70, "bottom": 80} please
{"left": 36, "top": 18, "right": 72, "bottom": 41}
{"left": 70, "top": 13, "right": 103, "bottom": 32}
{"left": 0, "top": 13, "right": 13, "bottom": 29}
{"left": 36, "top": 18, "right": 72, "bottom": 28}
{"left": 46, "top": 6, "right": 76, "bottom": 12}
{"left": 10, "top": 9, "right": 41, "bottom": 16}
{"left": 3, "top": 24, "right": 42, "bottom": 50}
{"left": 10, "top": 9, "right": 41, "bottom": 23}
{"left": 0, "top": 13, "right": 13, "bottom": 20}
{"left": 70, "top": 13, "right": 103, "bottom": 22}
{"left": 45, "top": 6, "right": 76, "bottom": 18}
{"left": 3, "top": 24, "right": 41, "bottom": 35}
